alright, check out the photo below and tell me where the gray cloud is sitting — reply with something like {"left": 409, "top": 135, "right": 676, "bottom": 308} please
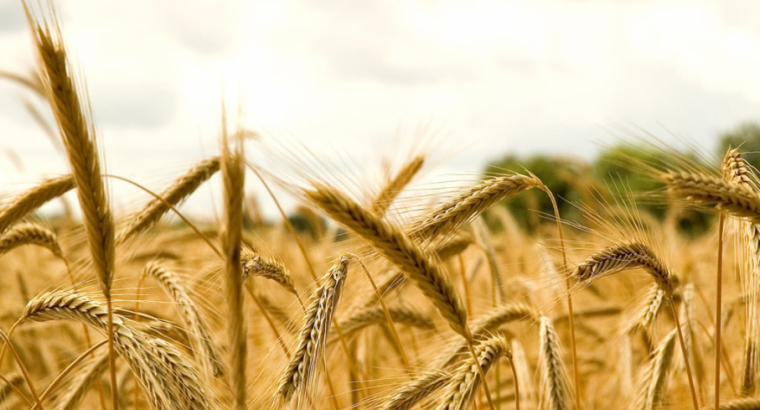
{"left": 89, "top": 81, "right": 178, "bottom": 130}
{"left": 0, "top": 0, "right": 24, "bottom": 33}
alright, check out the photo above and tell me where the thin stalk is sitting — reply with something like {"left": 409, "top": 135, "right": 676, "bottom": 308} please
{"left": 0, "top": 330, "right": 42, "bottom": 409}
{"left": 106, "top": 174, "right": 221, "bottom": 257}
{"left": 350, "top": 255, "right": 411, "bottom": 372}
{"left": 0, "top": 372, "right": 32, "bottom": 406}
{"left": 671, "top": 299, "right": 700, "bottom": 410}
{"left": 106, "top": 298, "right": 118, "bottom": 410}
{"left": 508, "top": 354, "right": 520, "bottom": 410}
{"left": 459, "top": 254, "right": 473, "bottom": 315}
{"left": 716, "top": 213, "right": 725, "bottom": 410}
{"left": 64, "top": 259, "right": 107, "bottom": 410}
{"left": 31, "top": 340, "right": 108, "bottom": 409}
{"left": 544, "top": 185, "right": 580, "bottom": 410}
{"left": 465, "top": 332, "right": 496, "bottom": 410}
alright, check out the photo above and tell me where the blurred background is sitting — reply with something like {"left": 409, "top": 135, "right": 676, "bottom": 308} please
{"left": 2, "top": 0, "right": 760, "bottom": 226}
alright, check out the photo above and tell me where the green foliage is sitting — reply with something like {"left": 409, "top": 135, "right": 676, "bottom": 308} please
{"left": 486, "top": 155, "right": 587, "bottom": 232}
{"left": 487, "top": 143, "right": 712, "bottom": 236}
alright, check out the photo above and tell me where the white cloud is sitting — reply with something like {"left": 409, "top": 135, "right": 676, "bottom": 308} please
{"left": 2, "top": 0, "right": 760, "bottom": 218}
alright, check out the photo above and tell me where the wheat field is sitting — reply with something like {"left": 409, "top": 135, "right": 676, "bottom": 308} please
{"left": 2, "top": 3, "right": 760, "bottom": 410}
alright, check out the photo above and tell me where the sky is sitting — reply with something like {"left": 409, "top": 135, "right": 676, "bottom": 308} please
{"left": 1, "top": 0, "right": 760, "bottom": 219}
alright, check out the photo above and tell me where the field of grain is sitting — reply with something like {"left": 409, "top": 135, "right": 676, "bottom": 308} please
{"left": 3, "top": 3, "right": 760, "bottom": 410}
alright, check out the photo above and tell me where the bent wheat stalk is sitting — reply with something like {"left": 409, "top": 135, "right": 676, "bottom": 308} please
{"left": 0, "top": 175, "right": 73, "bottom": 233}
{"left": 0, "top": 222, "right": 62, "bottom": 258}
{"left": 372, "top": 154, "right": 425, "bottom": 216}
{"left": 116, "top": 156, "right": 220, "bottom": 243}
{"left": 410, "top": 173, "right": 543, "bottom": 241}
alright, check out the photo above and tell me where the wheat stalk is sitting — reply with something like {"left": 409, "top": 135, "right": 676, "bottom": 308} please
{"left": 241, "top": 245, "right": 297, "bottom": 296}
{"left": 0, "top": 175, "right": 73, "bottom": 233}
{"left": 221, "top": 131, "right": 246, "bottom": 410}
{"left": 435, "top": 334, "right": 510, "bottom": 410}
{"left": 306, "top": 182, "right": 469, "bottom": 338}
{"left": 327, "top": 305, "right": 434, "bottom": 345}
{"left": 277, "top": 255, "right": 350, "bottom": 404}
{"left": 116, "top": 156, "right": 220, "bottom": 243}
{"left": 636, "top": 328, "right": 677, "bottom": 410}
{"left": 371, "top": 154, "right": 425, "bottom": 216}
{"left": 383, "top": 370, "right": 450, "bottom": 410}
{"left": 410, "top": 173, "right": 543, "bottom": 241}
{"left": 574, "top": 242, "right": 673, "bottom": 293}
{"left": 661, "top": 171, "right": 760, "bottom": 221}
{"left": 723, "top": 147, "right": 760, "bottom": 396}
{"left": 20, "top": 290, "right": 212, "bottom": 410}
{"left": 538, "top": 316, "right": 567, "bottom": 410}
{"left": 25, "top": 7, "right": 119, "bottom": 407}
{"left": 0, "top": 222, "right": 62, "bottom": 258}
{"left": 143, "top": 262, "right": 225, "bottom": 377}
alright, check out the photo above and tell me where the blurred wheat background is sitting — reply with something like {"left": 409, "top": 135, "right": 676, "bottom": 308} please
{"left": 2, "top": 1, "right": 760, "bottom": 410}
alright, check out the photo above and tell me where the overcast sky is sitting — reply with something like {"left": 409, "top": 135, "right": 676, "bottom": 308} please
{"left": 1, "top": 0, "right": 760, "bottom": 218}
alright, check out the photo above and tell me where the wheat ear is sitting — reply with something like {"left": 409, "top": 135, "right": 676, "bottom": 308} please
{"left": 327, "top": 305, "right": 434, "bottom": 345}
{"left": 241, "top": 244, "right": 297, "bottom": 296}
{"left": 574, "top": 242, "right": 673, "bottom": 293}
{"left": 144, "top": 262, "right": 225, "bottom": 377}
{"left": 383, "top": 370, "right": 450, "bottom": 410}
{"left": 276, "top": 255, "right": 349, "bottom": 404}
{"left": 436, "top": 334, "right": 510, "bottom": 410}
{"left": 661, "top": 171, "right": 760, "bottom": 221}
{"left": 20, "top": 290, "right": 212, "bottom": 410}
{"left": 635, "top": 328, "right": 677, "bottom": 410}
{"left": 0, "top": 222, "right": 62, "bottom": 258}
{"left": 371, "top": 154, "right": 425, "bottom": 216}
{"left": 0, "top": 175, "right": 73, "bottom": 233}
{"left": 625, "top": 284, "right": 666, "bottom": 334}
{"left": 221, "top": 131, "right": 246, "bottom": 410}
{"left": 410, "top": 173, "right": 543, "bottom": 241}
{"left": 25, "top": 7, "right": 118, "bottom": 407}
{"left": 723, "top": 147, "right": 760, "bottom": 396}
{"left": 55, "top": 352, "right": 108, "bottom": 410}
{"left": 306, "top": 182, "right": 469, "bottom": 338}
{"left": 384, "top": 302, "right": 539, "bottom": 409}
{"left": 116, "top": 156, "right": 220, "bottom": 243}
{"left": 539, "top": 316, "right": 568, "bottom": 410}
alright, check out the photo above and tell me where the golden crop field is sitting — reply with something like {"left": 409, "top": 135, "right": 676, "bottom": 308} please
{"left": 2, "top": 3, "right": 760, "bottom": 410}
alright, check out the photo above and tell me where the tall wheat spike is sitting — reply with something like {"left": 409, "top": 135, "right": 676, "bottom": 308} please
{"left": 277, "top": 255, "right": 350, "bottom": 404}
{"left": 221, "top": 130, "right": 246, "bottom": 410}
{"left": 24, "top": 5, "right": 119, "bottom": 407}
{"left": 723, "top": 147, "right": 760, "bottom": 396}
{"left": 539, "top": 316, "right": 568, "bottom": 410}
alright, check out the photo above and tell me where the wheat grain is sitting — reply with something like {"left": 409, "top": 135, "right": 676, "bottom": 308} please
{"left": 144, "top": 262, "right": 224, "bottom": 377}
